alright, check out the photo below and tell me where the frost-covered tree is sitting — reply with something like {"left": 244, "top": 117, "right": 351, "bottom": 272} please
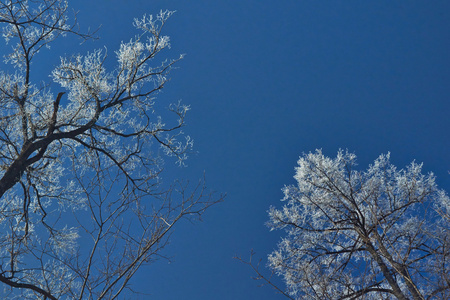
{"left": 266, "top": 150, "right": 450, "bottom": 300}
{"left": 0, "top": 1, "right": 220, "bottom": 299}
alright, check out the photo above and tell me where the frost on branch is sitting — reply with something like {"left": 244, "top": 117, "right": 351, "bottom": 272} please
{"left": 267, "top": 150, "right": 450, "bottom": 300}
{"left": 0, "top": 1, "right": 220, "bottom": 299}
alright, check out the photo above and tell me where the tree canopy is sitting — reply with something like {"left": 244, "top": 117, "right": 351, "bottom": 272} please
{"left": 267, "top": 150, "right": 449, "bottom": 300}
{"left": 0, "top": 1, "right": 220, "bottom": 299}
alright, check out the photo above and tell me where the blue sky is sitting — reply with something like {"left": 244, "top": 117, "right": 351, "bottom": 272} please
{"left": 34, "top": 1, "right": 450, "bottom": 299}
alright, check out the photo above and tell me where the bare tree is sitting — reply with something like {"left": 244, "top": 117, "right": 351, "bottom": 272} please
{"left": 0, "top": 1, "right": 221, "bottom": 299}
{"left": 256, "top": 150, "right": 449, "bottom": 299}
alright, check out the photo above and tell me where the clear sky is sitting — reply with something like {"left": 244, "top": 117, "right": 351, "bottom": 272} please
{"left": 33, "top": 0, "right": 450, "bottom": 299}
